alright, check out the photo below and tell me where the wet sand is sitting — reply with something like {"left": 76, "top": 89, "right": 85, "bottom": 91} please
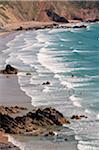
{"left": 0, "top": 74, "right": 32, "bottom": 109}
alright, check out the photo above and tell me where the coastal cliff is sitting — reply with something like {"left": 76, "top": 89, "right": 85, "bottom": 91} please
{"left": 0, "top": 1, "right": 99, "bottom": 27}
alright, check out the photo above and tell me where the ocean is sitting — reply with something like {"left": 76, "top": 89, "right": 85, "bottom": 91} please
{"left": 1, "top": 23, "right": 99, "bottom": 150}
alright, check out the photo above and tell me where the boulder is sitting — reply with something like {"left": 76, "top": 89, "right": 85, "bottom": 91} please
{"left": 0, "top": 64, "right": 18, "bottom": 74}
{"left": 45, "top": 9, "right": 69, "bottom": 23}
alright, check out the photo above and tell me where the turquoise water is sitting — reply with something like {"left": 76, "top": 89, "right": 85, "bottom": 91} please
{"left": 1, "top": 23, "right": 99, "bottom": 150}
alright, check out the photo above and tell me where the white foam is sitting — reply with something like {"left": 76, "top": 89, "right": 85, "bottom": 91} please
{"left": 72, "top": 49, "right": 79, "bottom": 53}
{"left": 61, "top": 81, "right": 73, "bottom": 89}
{"left": 37, "top": 50, "right": 66, "bottom": 74}
{"left": 61, "top": 38, "right": 70, "bottom": 42}
{"left": 43, "top": 86, "right": 50, "bottom": 93}
{"left": 48, "top": 28, "right": 66, "bottom": 34}
{"left": 54, "top": 74, "right": 60, "bottom": 79}
{"left": 69, "top": 95, "right": 82, "bottom": 107}
{"left": 96, "top": 114, "right": 99, "bottom": 120}
{"left": 73, "top": 101, "right": 82, "bottom": 107}
{"left": 77, "top": 140, "right": 99, "bottom": 150}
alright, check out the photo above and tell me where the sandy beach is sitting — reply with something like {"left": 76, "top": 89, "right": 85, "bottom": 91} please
{"left": 0, "top": 25, "right": 78, "bottom": 150}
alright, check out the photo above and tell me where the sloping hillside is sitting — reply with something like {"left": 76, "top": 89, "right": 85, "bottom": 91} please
{"left": 0, "top": 1, "right": 99, "bottom": 27}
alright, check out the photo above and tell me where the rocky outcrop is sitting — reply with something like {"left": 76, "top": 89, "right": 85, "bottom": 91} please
{"left": 0, "top": 107, "right": 70, "bottom": 135}
{"left": 0, "top": 64, "right": 18, "bottom": 74}
{"left": 45, "top": 9, "right": 69, "bottom": 23}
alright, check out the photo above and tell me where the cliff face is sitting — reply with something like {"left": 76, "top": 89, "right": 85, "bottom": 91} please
{"left": 0, "top": 1, "right": 99, "bottom": 27}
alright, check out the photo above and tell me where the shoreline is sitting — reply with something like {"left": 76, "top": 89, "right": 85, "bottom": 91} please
{"left": 0, "top": 26, "right": 78, "bottom": 150}
{"left": 0, "top": 20, "right": 91, "bottom": 36}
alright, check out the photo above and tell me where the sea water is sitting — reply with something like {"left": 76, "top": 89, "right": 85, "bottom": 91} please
{"left": 1, "top": 23, "right": 99, "bottom": 150}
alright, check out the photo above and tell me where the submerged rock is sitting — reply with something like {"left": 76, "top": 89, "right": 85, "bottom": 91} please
{"left": 0, "top": 64, "right": 18, "bottom": 74}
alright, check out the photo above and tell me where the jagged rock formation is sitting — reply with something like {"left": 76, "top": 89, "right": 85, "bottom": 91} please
{"left": 0, "top": 107, "right": 70, "bottom": 135}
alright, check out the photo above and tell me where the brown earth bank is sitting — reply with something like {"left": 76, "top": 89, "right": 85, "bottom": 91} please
{"left": 0, "top": 1, "right": 99, "bottom": 28}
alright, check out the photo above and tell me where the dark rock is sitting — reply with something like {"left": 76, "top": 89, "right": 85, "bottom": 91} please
{"left": 16, "top": 26, "right": 23, "bottom": 31}
{"left": 71, "top": 115, "right": 87, "bottom": 120}
{"left": 45, "top": 9, "right": 69, "bottom": 23}
{"left": 80, "top": 25, "right": 87, "bottom": 28}
{"left": 86, "top": 18, "right": 99, "bottom": 23}
{"left": 44, "top": 131, "right": 56, "bottom": 137}
{"left": 73, "top": 16, "right": 83, "bottom": 22}
{"left": 80, "top": 115, "right": 88, "bottom": 118}
{"left": 26, "top": 72, "right": 31, "bottom": 75}
{"left": 0, "top": 64, "right": 18, "bottom": 74}
{"left": 42, "top": 81, "right": 50, "bottom": 85}
{"left": 71, "top": 115, "right": 81, "bottom": 120}
{"left": 73, "top": 25, "right": 86, "bottom": 29}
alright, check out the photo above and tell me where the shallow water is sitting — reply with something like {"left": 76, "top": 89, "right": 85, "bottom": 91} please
{"left": 1, "top": 23, "right": 99, "bottom": 150}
